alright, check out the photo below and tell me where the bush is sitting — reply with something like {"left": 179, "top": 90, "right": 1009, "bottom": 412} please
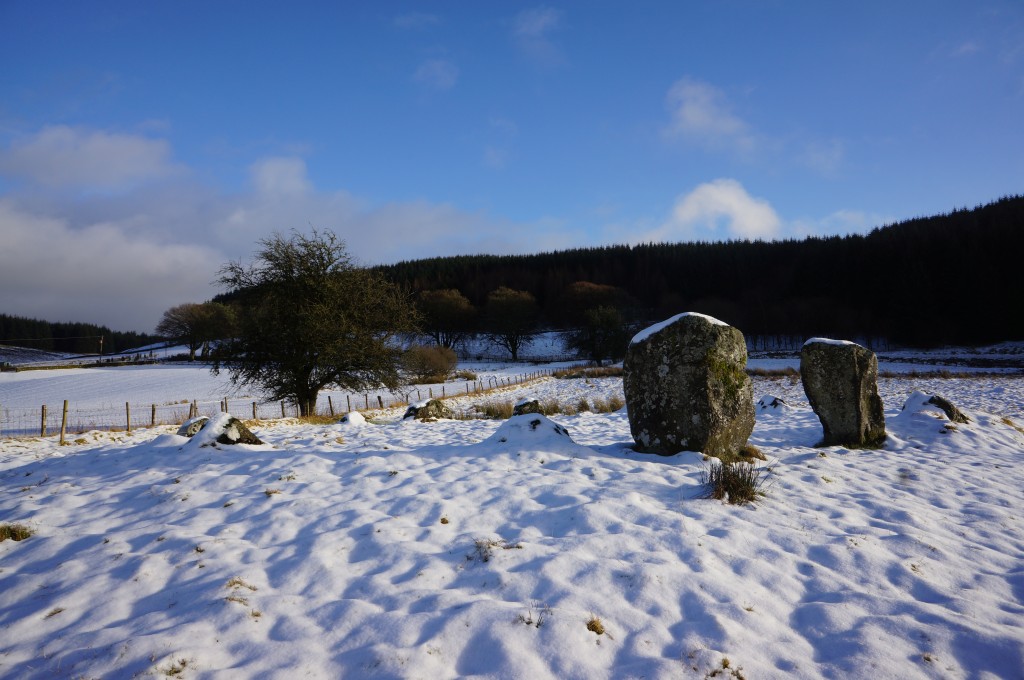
{"left": 402, "top": 345, "right": 458, "bottom": 384}
{"left": 700, "top": 460, "right": 769, "bottom": 505}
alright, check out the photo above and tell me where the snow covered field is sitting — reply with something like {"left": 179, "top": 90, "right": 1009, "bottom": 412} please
{"left": 2, "top": 364, "right": 1023, "bottom": 679}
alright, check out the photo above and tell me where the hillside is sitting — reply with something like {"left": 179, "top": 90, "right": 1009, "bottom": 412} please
{"left": 378, "top": 195, "right": 1024, "bottom": 346}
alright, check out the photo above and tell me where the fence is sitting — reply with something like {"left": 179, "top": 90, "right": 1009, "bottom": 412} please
{"left": 0, "top": 370, "right": 557, "bottom": 440}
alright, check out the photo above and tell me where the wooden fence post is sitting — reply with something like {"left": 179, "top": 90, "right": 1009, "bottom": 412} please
{"left": 41, "top": 404, "right": 47, "bottom": 437}
{"left": 377, "top": 396, "right": 384, "bottom": 408}
{"left": 347, "top": 395, "right": 351, "bottom": 412}
{"left": 365, "top": 394, "right": 369, "bottom": 409}
{"left": 252, "top": 401, "right": 257, "bottom": 419}
{"left": 126, "top": 402, "right": 131, "bottom": 433}
{"left": 60, "top": 400, "right": 68, "bottom": 445}
{"left": 151, "top": 404, "right": 156, "bottom": 427}
{"left": 328, "top": 396, "right": 334, "bottom": 417}
{"left": 281, "top": 401, "right": 286, "bottom": 418}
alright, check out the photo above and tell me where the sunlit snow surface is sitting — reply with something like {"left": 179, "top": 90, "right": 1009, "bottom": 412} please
{"left": 1, "top": 372, "right": 1023, "bottom": 678}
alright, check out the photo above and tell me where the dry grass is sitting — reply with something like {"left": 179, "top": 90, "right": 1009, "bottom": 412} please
{"left": 1001, "top": 416, "right": 1024, "bottom": 436}
{"left": 586, "top": 615, "right": 605, "bottom": 635}
{"left": 700, "top": 460, "right": 770, "bottom": 505}
{"left": 553, "top": 365, "right": 624, "bottom": 379}
{"left": 0, "top": 523, "right": 34, "bottom": 542}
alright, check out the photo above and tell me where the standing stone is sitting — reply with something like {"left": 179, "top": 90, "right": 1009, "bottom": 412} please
{"left": 623, "top": 312, "right": 755, "bottom": 457}
{"left": 800, "top": 338, "right": 886, "bottom": 447}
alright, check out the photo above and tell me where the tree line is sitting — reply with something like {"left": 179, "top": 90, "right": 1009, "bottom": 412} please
{"left": 377, "top": 195, "right": 1024, "bottom": 347}
{"left": 0, "top": 314, "right": 160, "bottom": 355}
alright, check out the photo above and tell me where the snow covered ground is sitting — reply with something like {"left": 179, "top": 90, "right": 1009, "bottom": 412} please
{"left": 2, "top": 368, "right": 1023, "bottom": 678}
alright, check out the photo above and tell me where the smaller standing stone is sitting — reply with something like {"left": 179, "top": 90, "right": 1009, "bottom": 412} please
{"left": 800, "top": 338, "right": 886, "bottom": 447}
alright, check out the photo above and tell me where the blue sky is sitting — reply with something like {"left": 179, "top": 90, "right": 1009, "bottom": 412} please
{"left": 1, "top": 1, "right": 1022, "bottom": 333}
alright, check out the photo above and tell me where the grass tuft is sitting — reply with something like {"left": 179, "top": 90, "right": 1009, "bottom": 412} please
{"left": 586, "top": 614, "right": 605, "bottom": 635}
{"left": 700, "top": 460, "right": 771, "bottom": 505}
{"left": 0, "top": 523, "right": 34, "bottom": 542}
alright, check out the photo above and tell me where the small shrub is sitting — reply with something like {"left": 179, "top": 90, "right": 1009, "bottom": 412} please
{"left": 454, "top": 369, "right": 478, "bottom": 381}
{"left": 700, "top": 461, "right": 769, "bottom": 505}
{"left": 402, "top": 345, "right": 458, "bottom": 384}
{"left": 0, "top": 523, "right": 34, "bottom": 542}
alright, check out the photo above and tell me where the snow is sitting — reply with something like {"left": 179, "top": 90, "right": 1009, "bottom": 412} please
{"left": 2, "top": 368, "right": 1023, "bottom": 678}
{"left": 630, "top": 312, "right": 728, "bottom": 346}
{"left": 803, "top": 337, "right": 859, "bottom": 347}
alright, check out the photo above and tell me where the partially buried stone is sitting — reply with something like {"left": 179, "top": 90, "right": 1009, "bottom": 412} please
{"left": 800, "top": 338, "right": 886, "bottom": 448}
{"left": 403, "top": 398, "right": 453, "bottom": 421}
{"left": 623, "top": 312, "right": 755, "bottom": 457}
{"left": 512, "top": 398, "right": 543, "bottom": 416}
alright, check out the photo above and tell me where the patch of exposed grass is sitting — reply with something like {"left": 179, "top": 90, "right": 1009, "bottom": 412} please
{"left": 0, "top": 523, "right": 34, "bottom": 542}
{"left": 700, "top": 460, "right": 771, "bottom": 505}
{"left": 264, "top": 488, "right": 281, "bottom": 497}
{"left": 586, "top": 614, "right": 605, "bottom": 635}
{"left": 226, "top": 576, "right": 258, "bottom": 591}
{"left": 476, "top": 400, "right": 515, "bottom": 419}
{"left": 454, "top": 369, "right": 478, "bottom": 381}
{"left": 44, "top": 607, "right": 65, "bottom": 619}
{"left": 471, "top": 538, "right": 522, "bottom": 563}
{"left": 516, "top": 603, "right": 551, "bottom": 628}
{"left": 553, "top": 365, "right": 624, "bottom": 379}
{"left": 1001, "top": 416, "right": 1024, "bottom": 436}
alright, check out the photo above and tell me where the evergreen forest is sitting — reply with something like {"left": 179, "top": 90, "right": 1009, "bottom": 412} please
{"left": 378, "top": 195, "right": 1024, "bottom": 347}
{"left": 0, "top": 314, "right": 160, "bottom": 355}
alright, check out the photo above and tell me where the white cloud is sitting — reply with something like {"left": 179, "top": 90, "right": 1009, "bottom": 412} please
{"left": 0, "top": 200, "right": 223, "bottom": 332}
{"left": 664, "top": 78, "right": 754, "bottom": 152}
{"left": 952, "top": 41, "right": 981, "bottom": 57}
{"left": 513, "top": 7, "right": 561, "bottom": 39}
{"left": 511, "top": 7, "right": 565, "bottom": 65}
{"left": 800, "top": 139, "right": 845, "bottom": 175}
{"left": 250, "top": 157, "right": 312, "bottom": 197}
{"left": 0, "top": 125, "right": 180, "bottom": 190}
{"left": 641, "top": 179, "right": 781, "bottom": 242}
{"left": 414, "top": 59, "right": 459, "bottom": 90}
{"left": 394, "top": 12, "right": 440, "bottom": 30}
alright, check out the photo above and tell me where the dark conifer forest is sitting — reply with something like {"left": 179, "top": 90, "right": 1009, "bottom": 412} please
{"left": 378, "top": 196, "right": 1024, "bottom": 347}
{"left": 0, "top": 314, "right": 160, "bottom": 355}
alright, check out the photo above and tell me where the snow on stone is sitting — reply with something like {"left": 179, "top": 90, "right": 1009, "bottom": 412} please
{"left": 803, "top": 336, "right": 859, "bottom": 347}
{"left": 630, "top": 311, "right": 728, "bottom": 345}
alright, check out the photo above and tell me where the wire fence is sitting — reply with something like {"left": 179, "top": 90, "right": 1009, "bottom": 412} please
{"left": 0, "top": 371, "right": 557, "bottom": 440}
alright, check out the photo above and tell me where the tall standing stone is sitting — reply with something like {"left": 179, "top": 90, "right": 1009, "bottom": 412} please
{"left": 800, "top": 338, "right": 886, "bottom": 447}
{"left": 623, "top": 312, "right": 755, "bottom": 457}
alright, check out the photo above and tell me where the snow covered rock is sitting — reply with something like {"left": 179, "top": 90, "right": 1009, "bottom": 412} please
{"left": 486, "top": 414, "right": 573, "bottom": 446}
{"left": 512, "top": 398, "right": 543, "bottom": 416}
{"left": 900, "top": 390, "right": 970, "bottom": 424}
{"left": 339, "top": 411, "right": 366, "bottom": 425}
{"left": 757, "top": 395, "right": 789, "bottom": 413}
{"left": 176, "top": 416, "right": 208, "bottom": 437}
{"left": 178, "top": 412, "right": 263, "bottom": 446}
{"left": 403, "top": 398, "right": 453, "bottom": 421}
{"left": 623, "top": 312, "right": 754, "bottom": 457}
{"left": 801, "top": 338, "right": 886, "bottom": 447}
